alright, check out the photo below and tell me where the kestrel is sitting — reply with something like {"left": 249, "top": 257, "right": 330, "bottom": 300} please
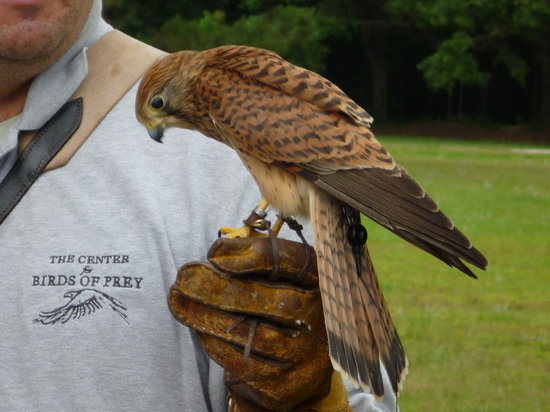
{"left": 136, "top": 45, "right": 488, "bottom": 398}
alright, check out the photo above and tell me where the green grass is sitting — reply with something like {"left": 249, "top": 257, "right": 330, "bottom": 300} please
{"left": 363, "top": 136, "right": 550, "bottom": 411}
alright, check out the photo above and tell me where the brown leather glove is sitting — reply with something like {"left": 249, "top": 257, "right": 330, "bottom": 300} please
{"left": 168, "top": 236, "right": 350, "bottom": 411}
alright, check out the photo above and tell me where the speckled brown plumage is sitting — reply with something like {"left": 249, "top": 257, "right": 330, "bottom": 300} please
{"left": 136, "top": 45, "right": 488, "bottom": 398}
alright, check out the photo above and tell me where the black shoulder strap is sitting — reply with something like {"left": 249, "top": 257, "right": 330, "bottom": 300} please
{"left": 0, "top": 98, "right": 83, "bottom": 225}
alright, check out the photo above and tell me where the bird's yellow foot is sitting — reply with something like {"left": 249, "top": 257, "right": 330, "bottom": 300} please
{"left": 219, "top": 225, "right": 265, "bottom": 238}
{"left": 219, "top": 199, "right": 272, "bottom": 238}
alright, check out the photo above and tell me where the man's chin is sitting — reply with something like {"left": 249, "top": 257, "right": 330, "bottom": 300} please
{"left": 0, "top": 19, "right": 64, "bottom": 61}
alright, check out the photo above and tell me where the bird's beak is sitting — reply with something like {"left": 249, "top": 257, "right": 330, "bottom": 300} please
{"left": 147, "top": 121, "right": 165, "bottom": 143}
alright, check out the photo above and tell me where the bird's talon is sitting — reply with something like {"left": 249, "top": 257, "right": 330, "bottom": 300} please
{"left": 248, "top": 217, "right": 271, "bottom": 231}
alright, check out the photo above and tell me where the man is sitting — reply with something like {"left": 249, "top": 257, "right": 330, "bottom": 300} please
{"left": 0, "top": 0, "right": 397, "bottom": 410}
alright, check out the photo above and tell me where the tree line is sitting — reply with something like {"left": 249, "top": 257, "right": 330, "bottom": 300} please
{"left": 104, "top": 0, "right": 550, "bottom": 129}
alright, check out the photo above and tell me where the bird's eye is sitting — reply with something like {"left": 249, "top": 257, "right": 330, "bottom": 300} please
{"left": 150, "top": 95, "right": 165, "bottom": 110}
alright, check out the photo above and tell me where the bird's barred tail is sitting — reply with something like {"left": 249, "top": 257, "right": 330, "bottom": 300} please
{"left": 310, "top": 190, "right": 408, "bottom": 398}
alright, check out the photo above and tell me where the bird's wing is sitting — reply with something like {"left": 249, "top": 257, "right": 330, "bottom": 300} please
{"left": 197, "top": 65, "right": 394, "bottom": 171}
{"left": 102, "top": 292, "right": 129, "bottom": 323}
{"left": 196, "top": 52, "right": 488, "bottom": 275}
{"left": 297, "top": 165, "right": 488, "bottom": 274}
{"left": 35, "top": 290, "right": 104, "bottom": 325}
{"left": 202, "top": 45, "right": 374, "bottom": 126}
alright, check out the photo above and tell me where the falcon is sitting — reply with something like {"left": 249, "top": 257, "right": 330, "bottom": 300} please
{"left": 135, "top": 45, "right": 488, "bottom": 398}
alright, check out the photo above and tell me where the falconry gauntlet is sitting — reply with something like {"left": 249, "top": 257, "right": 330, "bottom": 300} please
{"left": 169, "top": 237, "right": 351, "bottom": 411}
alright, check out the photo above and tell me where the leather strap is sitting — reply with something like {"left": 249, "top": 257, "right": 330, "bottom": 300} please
{"left": 0, "top": 99, "right": 83, "bottom": 225}
{"left": 1, "top": 30, "right": 165, "bottom": 225}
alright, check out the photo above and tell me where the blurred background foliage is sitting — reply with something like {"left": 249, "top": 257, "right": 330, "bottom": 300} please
{"left": 104, "top": 0, "right": 550, "bottom": 131}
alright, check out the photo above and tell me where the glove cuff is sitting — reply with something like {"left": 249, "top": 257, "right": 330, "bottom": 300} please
{"left": 293, "top": 370, "right": 352, "bottom": 412}
{"left": 229, "top": 371, "right": 351, "bottom": 412}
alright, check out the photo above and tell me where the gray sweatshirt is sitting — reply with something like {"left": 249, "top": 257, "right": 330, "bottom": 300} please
{"left": 0, "top": 1, "right": 398, "bottom": 410}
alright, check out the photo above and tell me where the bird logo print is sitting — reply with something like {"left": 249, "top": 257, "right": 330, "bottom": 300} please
{"left": 34, "top": 288, "right": 129, "bottom": 325}
{"left": 136, "top": 45, "right": 488, "bottom": 398}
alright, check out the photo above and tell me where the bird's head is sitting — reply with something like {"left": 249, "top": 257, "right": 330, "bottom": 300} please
{"left": 63, "top": 290, "right": 79, "bottom": 299}
{"left": 136, "top": 51, "right": 204, "bottom": 143}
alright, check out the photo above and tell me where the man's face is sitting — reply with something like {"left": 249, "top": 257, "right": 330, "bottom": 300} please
{"left": 0, "top": 0, "right": 94, "bottom": 61}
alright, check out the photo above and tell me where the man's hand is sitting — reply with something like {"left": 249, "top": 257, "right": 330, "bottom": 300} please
{"left": 168, "top": 237, "right": 350, "bottom": 411}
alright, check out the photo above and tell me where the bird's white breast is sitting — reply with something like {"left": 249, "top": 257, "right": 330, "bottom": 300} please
{"left": 237, "top": 152, "right": 313, "bottom": 218}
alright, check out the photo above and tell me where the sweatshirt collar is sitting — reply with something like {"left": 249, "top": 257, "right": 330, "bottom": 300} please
{"left": 18, "top": 0, "right": 112, "bottom": 131}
